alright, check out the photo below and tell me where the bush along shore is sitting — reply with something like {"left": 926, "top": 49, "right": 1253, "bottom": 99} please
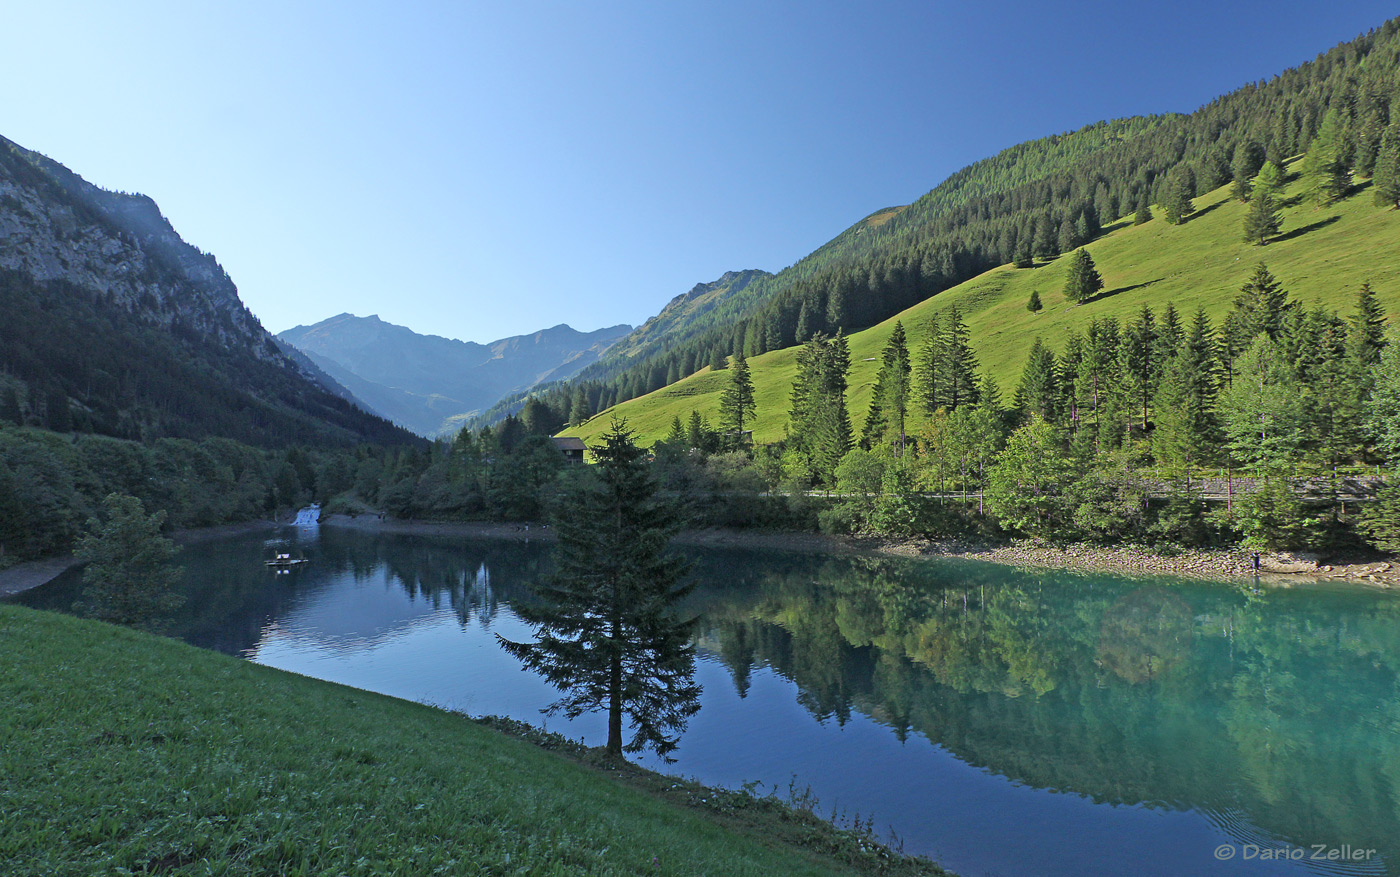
{"left": 319, "top": 513, "right": 1400, "bottom": 589}
{"left": 0, "top": 604, "right": 946, "bottom": 877}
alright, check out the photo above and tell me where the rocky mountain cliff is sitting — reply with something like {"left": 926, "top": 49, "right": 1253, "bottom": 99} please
{"left": 0, "top": 134, "right": 414, "bottom": 447}
{"left": 278, "top": 315, "right": 631, "bottom": 436}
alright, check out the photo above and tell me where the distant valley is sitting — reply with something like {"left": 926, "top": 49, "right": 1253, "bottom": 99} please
{"left": 277, "top": 315, "right": 630, "bottom": 436}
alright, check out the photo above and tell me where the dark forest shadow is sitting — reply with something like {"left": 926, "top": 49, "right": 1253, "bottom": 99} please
{"left": 1086, "top": 277, "right": 1164, "bottom": 303}
{"left": 1272, "top": 214, "right": 1340, "bottom": 244}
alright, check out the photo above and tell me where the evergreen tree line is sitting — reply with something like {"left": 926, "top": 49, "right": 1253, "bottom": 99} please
{"left": 779, "top": 265, "right": 1400, "bottom": 551}
{"left": 477, "top": 18, "right": 1400, "bottom": 432}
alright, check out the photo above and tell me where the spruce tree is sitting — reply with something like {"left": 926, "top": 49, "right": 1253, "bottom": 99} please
{"left": 1347, "top": 282, "right": 1386, "bottom": 365}
{"left": 1231, "top": 139, "right": 1265, "bottom": 202}
{"left": 709, "top": 347, "right": 727, "bottom": 371}
{"left": 687, "top": 410, "right": 705, "bottom": 449}
{"left": 795, "top": 301, "right": 812, "bottom": 342}
{"left": 500, "top": 419, "right": 700, "bottom": 761}
{"left": 1227, "top": 263, "right": 1291, "bottom": 350}
{"left": 1057, "top": 215, "right": 1080, "bottom": 254}
{"left": 941, "top": 306, "right": 980, "bottom": 411}
{"left": 865, "top": 321, "right": 912, "bottom": 455}
{"left": 1254, "top": 160, "right": 1286, "bottom": 198}
{"left": 1027, "top": 289, "right": 1042, "bottom": 313}
{"left": 1013, "top": 239, "right": 1034, "bottom": 268}
{"left": 1154, "top": 302, "right": 1183, "bottom": 364}
{"left": 569, "top": 387, "right": 593, "bottom": 427}
{"left": 1374, "top": 117, "right": 1400, "bottom": 209}
{"left": 825, "top": 287, "right": 849, "bottom": 331}
{"left": 1015, "top": 338, "right": 1059, "bottom": 424}
{"left": 1242, "top": 185, "right": 1281, "bottom": 245}
{"left": 915, "top": 313, "right": 942, "bottom": 414}
{"left": 719, "top": 350, "right": 756, "bottom": 437}
{"left": 1062, "top": 248, "right": 1103, "bottom": 304}
{"left": 1122, "top": 305, "right": 1158, "bottom": 430}
{"left": 1133, "top": 190, "right": 1152, "bottom": 225}
{"left": 1162, "top": 166, "right": 1194, "bottom": 224}
{"left": 1301, "top": 108, "right": 1348, "bottom": 207}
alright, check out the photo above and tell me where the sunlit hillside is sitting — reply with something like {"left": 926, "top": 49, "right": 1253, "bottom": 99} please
{"left": 562, "top": 162, "right": 1400, "bottom": 447}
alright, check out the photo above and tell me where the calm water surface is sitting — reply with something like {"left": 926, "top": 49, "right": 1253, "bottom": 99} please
{"left": 15, "top": 525, "right": 1400, "bottom": 877}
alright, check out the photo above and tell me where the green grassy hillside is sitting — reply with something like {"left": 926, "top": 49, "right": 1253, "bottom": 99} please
{"left": 563, "top": 164, "right": 1400, "bottom": 447}
{"left": 0, "top": 604, "right": 941, "bottom": 876}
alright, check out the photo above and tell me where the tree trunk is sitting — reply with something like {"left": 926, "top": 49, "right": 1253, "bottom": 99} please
{"left": 607, "top": 614, "right": 623, "bottom": 756}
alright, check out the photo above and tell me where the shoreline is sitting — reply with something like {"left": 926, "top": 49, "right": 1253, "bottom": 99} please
{"left": 7, "top": 513, "right": 1395, "bottom": 600}
{"left": 322, "top": 515, "right": 1400, "bottom": 589}
{"left": 0, "top": 518, "right": 281, "bottom": 599}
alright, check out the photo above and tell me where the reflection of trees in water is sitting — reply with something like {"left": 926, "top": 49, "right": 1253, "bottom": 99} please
{"left": 325, "top": 530, "right": 549, "bottom": 628}
{"left": 84, "top": 534, "right": 1400, "bottom": 862}
{"left": 690, "top": 550, "right": 1400, "bottom": 859}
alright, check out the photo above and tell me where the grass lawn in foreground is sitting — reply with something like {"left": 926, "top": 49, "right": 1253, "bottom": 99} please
{"left": 0, "top": 604, "right": 944, "bottom": 876}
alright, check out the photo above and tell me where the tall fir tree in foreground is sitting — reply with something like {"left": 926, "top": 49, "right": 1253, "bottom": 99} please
{"left": 1062, "top": 248, "right": 1103, "bottom": 304}
{"left": 719, "top": 350, "right": 756, "bottom": 436}
{"left": 500, "top": 419, "right": 700, "bottom": 761}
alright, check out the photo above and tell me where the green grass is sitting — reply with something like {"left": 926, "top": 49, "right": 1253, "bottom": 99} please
{"left": 563, "top": 162, "right": 1400, "bottom": 447}
{"left": 0, "top": 605, "right": 945, "bottom": 876}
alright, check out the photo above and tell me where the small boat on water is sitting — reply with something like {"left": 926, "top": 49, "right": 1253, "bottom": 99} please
{"left": 263, "top": 535, "right": 309, "bottom": 571}
{"left": 265, "top": 551, "right": 309, "bottom": 570}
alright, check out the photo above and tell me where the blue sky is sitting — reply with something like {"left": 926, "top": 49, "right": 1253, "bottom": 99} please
{"left": 3, "top": 1, "right": 1396, "bottom": 343}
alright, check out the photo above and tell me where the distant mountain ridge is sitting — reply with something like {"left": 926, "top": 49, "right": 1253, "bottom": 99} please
{"left": 278, "top": 315, "right": 631, "bottom": 436}
{"left": 0, "top": 134, "right": 414, "bottom": 448}
{"left": 594, "top": 269, "right": 772, "bottom": 370}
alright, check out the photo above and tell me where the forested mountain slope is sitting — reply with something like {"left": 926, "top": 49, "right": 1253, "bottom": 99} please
{"left": 0, "top": 135, "right": 415, "bottom": 448}
{"left": 562, "top": 160, "right": 1400, "bottom": 446}
{"left": 527, "top": 17, "right": 1400, "bottom": 430}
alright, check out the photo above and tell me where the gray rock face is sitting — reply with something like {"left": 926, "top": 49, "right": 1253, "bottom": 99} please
{"left": 1, "top": 135, "right": 290, "bottom": 365}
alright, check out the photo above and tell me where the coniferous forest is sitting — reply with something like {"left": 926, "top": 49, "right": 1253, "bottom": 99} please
{"left": 476, "top": 18, "right": 1400, "bottom": 431}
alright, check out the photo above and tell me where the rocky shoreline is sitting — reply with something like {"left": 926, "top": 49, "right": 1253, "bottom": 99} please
{"left": 323, "top": 515, "right": 1400, "bottom": 589}
{"left": 6, "top": 514, "right": 1394, "bottom": 600}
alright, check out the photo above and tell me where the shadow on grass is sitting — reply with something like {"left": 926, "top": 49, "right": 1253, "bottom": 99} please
{"left": 1272, "top": 214, "right": 1340, "bottom": 243}
{"left": 1182, "top": 200, "right": 1223, "bottom": 223}
{"left": 1085, "top": 277, "right": 1165, "bottom": 304}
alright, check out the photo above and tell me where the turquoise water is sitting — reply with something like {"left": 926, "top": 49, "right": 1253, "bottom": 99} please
{"left": 15, "top": 525, "right": 1400, "bottom": 876}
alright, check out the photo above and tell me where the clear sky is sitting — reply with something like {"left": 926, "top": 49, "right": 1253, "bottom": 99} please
{"left": 3, "top": 1, "right": 1396, "bottom": 343}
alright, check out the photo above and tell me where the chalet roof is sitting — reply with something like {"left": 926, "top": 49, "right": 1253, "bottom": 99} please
{"left": 551, "top": 437, "right": 588, "bottom": 452}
